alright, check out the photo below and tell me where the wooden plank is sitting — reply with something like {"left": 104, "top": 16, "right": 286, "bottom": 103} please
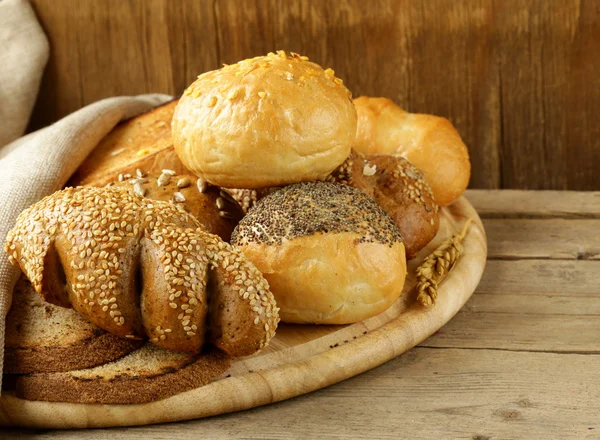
{"left": 424, "top": 311, "right": 600, "bottom": 353}
{"left": 484, "top": 218, "right": 600, "bottom": 260}
{"left": 422, "top": 259, "right": 600, "bottom": 353}
{"left": 28, "top": 0, "right": 218, "bottom": 131}
{"left": 494, "top": 0, "right": 600, "bottom": 191}
{"left": 163, "top": 1, "right": 219, "bottom": 92}
{"left": 477, "top": 259, "right": 600, "bottom": 296}
{"left": 4, "top": 348, "right": 598, "bottom": 439}
{"left": 466, "top": 190, "right": 600, "bottom": 218}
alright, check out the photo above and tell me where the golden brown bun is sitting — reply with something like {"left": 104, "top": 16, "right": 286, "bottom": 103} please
{"left": 5, "top": 186, "right": 279, "bottom": 356}
{"left": 328, "top": 151, "right": 440, "bottom": 259}
{"left": 172, "top": 51, "right": 357, "bottom": 188}
{"left": 111, "top": 172, "right": 243, "bottom": 242}
{"left": 353, "top": 96, "right": 471, "bottom": 206}
{"left": 232, "top": 182, "right": 407, "bottom": 324}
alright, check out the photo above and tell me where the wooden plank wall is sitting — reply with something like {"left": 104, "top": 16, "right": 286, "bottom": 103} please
{"left": 28, "top": 0, "right": 599, "bottom": 190}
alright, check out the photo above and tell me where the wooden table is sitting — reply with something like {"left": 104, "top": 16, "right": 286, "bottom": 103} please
{"left": 3, "top": 190, "right": 599, "bottom": 439}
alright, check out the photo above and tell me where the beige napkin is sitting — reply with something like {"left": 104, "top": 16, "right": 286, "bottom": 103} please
{"left": 0, "top": 0, "right": 172, "bottom": 386}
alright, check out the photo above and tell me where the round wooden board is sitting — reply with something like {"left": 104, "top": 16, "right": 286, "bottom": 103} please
{"left": 0, "top": 196, "right": 487, "bottom": 428}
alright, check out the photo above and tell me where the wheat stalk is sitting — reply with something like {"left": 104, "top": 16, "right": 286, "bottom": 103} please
{"left": 416, "top": 218, "right": 473, "bottom": 307}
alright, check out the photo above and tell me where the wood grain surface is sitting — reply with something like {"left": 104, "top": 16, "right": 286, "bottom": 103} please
{"left": 27, "top": 0, "right": 600, "bottom": 191}
{"left": 3, "top": 190, "right": 599, "bottom": 439}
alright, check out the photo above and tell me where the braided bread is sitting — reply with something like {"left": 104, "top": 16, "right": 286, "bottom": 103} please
{"left": 5, "top": 186, "right": 279, "bottom": 356}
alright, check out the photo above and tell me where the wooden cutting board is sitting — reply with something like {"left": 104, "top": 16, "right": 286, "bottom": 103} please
{"left": 0, "top": 194, "right": 486, "bottom": 428}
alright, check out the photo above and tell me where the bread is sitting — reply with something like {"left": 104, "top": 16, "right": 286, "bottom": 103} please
{"left": 172, "top": 51, "right": 357, "bottom": 189}
{"left": 69, "top": 100, "right": 185, "bottom": 188}
{"left": 4, "top": 277, "right": 142, "bottom": 374}
{"left": 231, "top": 182, "right": 407, "bottom": 324}
{"left": 353, "top": 96, "right": 471, "bottom": 206}
{"left": 327, "top": 151, "right": 439, "bottom": 259}
{"left": 111, "top": 171, "right": 243, "bottom": 242}
{"left": 5, "top": 186, "right": 279, "bottom": 356}
{"left": 15, "top": 344, "right": 231, "bottom": 404}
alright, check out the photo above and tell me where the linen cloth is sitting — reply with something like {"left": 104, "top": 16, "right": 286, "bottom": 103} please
{"left": 0, "top": 0, "right": 172, "bottom": 387}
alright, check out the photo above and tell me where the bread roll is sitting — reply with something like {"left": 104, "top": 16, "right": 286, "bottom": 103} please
{"left": 172, "top": 51, "right": 357, "bottom": 188}
{"left": 353, "top": 96, "right": 470, "bottom": 206}
{"left": 5, "top": 186, "right": 279, "bottom": 356}
{"left": 232, "top": 182, "right": 407, "bottom": 324}
{"left": 111, "top": 172, "right": 243, "bottom": 242}
{"left": 328, "top": 151, "right": 439, "bottom": 259}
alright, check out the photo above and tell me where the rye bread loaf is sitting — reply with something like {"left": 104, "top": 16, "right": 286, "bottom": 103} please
{"left": 4, "top": 277, "right": 142, "bottom": 374}
{"left": 15, "top": 344, "right": 231, "bottom": 404}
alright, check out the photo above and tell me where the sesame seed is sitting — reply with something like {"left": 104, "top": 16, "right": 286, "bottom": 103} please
{"left": 176, "top": 177, "right": 191, "bottom": 188}
{"left": 363, "top": 164, "right": 377, "bottom": 176}
{"left": 157, "top": 174, "right": 171, "bottom": 187}
{"left": 173, "top": 192, "right": 186, "bottom": 203}
{"left": 134, "top": 182, "right": 146, "bottom": 197}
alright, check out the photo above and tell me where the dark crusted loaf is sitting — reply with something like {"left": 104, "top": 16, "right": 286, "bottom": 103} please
{"left": 4, "top": 277, "right": 142, "bottom": 374}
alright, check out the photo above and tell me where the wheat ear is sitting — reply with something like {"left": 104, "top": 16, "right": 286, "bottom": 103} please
{"left": 416, "top": 218, "right": 473, "bottom": 306}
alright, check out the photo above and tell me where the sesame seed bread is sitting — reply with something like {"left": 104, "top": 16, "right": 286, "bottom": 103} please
{"left": 112, "top": 173, "right": 243, "bottom": 242}
{"left": 232, "top": 182, "right": 407, "bottom": 324}
{"left": 328, "top": 151, "right": 440, "bottom": 259}
{"left": 172, "top": 51, "right": 357, "bottom": 189}
{"left": 5, "top": 186, "right": 279, "bottom": 356}
{"left": 353, "top": 96, "right": 471, "bottom": 206}
{"left": 15, "top": 344, "right": 231, "bottom": 404}
{"left": 4, "top": 277, "right": 142, "bottom": 374}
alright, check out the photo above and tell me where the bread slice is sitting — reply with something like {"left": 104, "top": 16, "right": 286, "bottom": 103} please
{"left": 4, "top": 277, "right": 143, "bottom": 374}
{"left": 15, "top": 344, "right": 231, "bottom": 404}
{"left": 69, "top": 99, "right": 188, "bottom": 187}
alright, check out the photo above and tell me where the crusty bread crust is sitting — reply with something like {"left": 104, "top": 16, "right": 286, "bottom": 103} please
{"left": 15, "top": 345, "right": 231, "bottom": 404}
{"left": 69, "top": 100, "right": 183, "bottom": 187}
{"left": 4, "top": 277, "right": 142, "bottom": 374}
